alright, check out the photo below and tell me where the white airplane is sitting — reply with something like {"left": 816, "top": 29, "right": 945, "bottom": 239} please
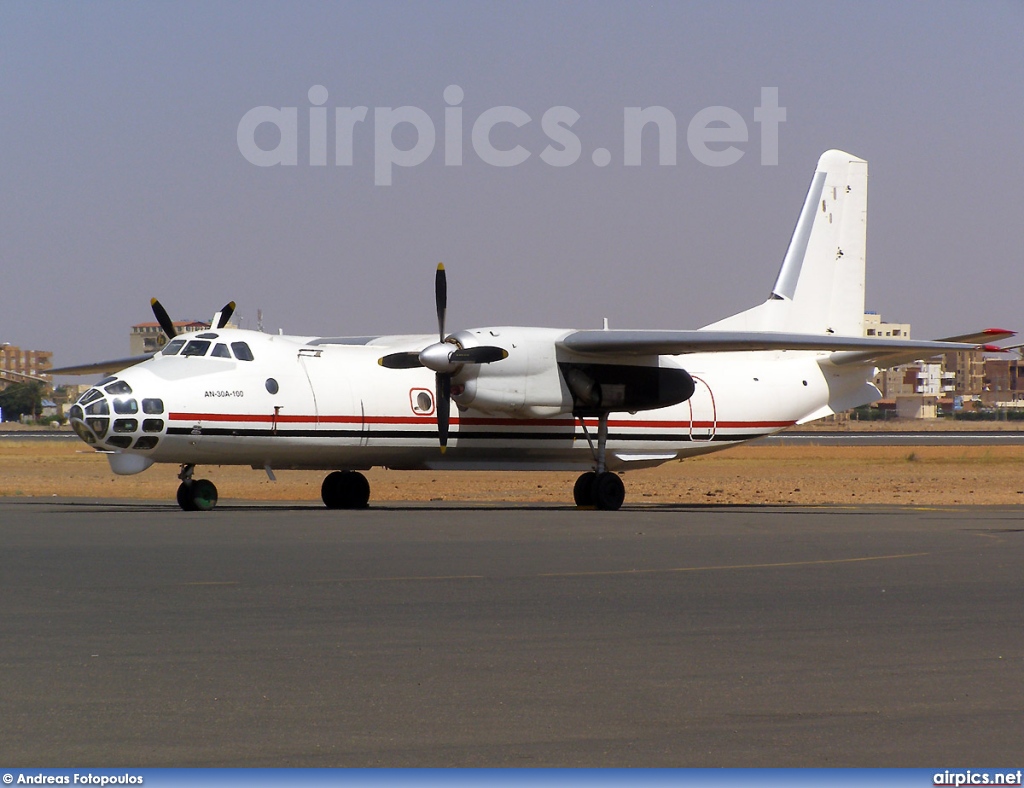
{"left": 54, "top": 150, "right": 1012, "bottom": 511}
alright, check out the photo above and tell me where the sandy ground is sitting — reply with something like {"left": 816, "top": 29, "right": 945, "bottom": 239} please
{"left": 3, "top": 439, "right": 1024, "bottom": 506}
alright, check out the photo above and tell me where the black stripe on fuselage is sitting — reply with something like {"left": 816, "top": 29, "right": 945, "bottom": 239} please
{"left": 166, "top": 427, "right": 756, "bottom": 443}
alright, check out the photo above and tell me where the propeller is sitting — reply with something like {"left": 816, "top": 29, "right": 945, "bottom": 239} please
{"left": 151, "top": 298, "right": 178, "bottom": 339}
{"left": 378, "top": 263, "right": 508, "bottom": 452}
{"left": 152, "top": 299, "right": 237, "bottom": 340}
{"left": 216, "top": 301, "right": 236, "bottom": 329}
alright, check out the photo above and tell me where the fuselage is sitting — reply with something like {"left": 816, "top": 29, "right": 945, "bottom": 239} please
{"left": 67, "top": 325, "right": 876, "bottom": 476}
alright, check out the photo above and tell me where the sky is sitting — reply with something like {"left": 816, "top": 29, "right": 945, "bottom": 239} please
{"left": 2, "top": 1, "right": 1022, "bottom": 365}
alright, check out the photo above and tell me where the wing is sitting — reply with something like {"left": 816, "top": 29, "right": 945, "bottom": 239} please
{"left": 557, "top": 329, "right": 1006, "bottom": 363}
{"left": 49, "top": 354, "right": 153, "bottom": 376}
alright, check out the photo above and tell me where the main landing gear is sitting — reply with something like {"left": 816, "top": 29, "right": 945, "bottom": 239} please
{"left": 321, "top": 470, "right": 370, "bottom": 509}
{"left": 573, "top": 412, "right": 626, "bottom": 511}
{"left": 176, "top": 464, "right": 219, "bottom": 511}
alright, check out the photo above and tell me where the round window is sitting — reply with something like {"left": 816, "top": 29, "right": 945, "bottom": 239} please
{"left": 265, "top": 378, "right": 279, "bottom": 395}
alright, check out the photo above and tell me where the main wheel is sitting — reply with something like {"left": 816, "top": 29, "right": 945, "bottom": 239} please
{"left": 176, "top": 481, "right": 196, "bottom": 511}
{"left": 177, "top": 479, "right": 218, "bottom": 511}
{"left": 573, "top": 471, "right": 597, "bottom": 508}
{"left": 321, "top": 470, "right": 371, "bottom": 509}
{"left": 592, "top": 472, "right": 625, "bottom": 511}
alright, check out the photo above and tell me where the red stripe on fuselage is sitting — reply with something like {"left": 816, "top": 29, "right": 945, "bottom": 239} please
{"left": 167, "top": 412, "right": 795, "bottom": 430}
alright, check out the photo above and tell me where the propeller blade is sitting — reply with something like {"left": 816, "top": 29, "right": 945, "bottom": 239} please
{"left": 435, "top": 263, "right": 447, "bottom": 342}
{"left": 449, "top": 346, "right": 508, "bottom": 364}
{"left": 436, "top": 372, "right": 451, "bottom": 453}
{"left": 217, "top": 301, "right": 236, "bottom": 329}
{"left": 150, "top": 298, "right": 177, "bottom": 339}
{"left": 378, "top": 352, "right": 424, "bottom": 369}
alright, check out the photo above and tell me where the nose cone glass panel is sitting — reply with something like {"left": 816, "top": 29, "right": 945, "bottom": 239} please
{"left": 113, "top": 418, "right": 138, "bottom": 433}
{"left": 84, "top": 400, "right": 109, "bottom": 415}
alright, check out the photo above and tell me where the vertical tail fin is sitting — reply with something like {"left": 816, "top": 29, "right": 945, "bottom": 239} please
{"left": 704, "top": 149, "right": 867, "bottom": 336}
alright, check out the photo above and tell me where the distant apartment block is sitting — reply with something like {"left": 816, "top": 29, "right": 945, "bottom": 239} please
{"left": 130, "top": 320, "right": 210, "bottom": 355}
{"left": 863, "top": 311, "right": 910, "bottom": 339}
{"left": 0, "top": 343, "right": 52, "bottom": 390}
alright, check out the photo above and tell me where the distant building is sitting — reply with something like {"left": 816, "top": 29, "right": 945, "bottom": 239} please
{"left": 0, "top": 343, "right": 52, "bottom": 390}
{"left": 130, "top": 321, "right": 210, "bottom": 355}
{"left": 944, "top": 349, "right": 986, "bottom": 399}
{"left": 863, "top": 311, "right": 910, "bottom": 339}
{"left": 981, "top": 357, "right": 1024, "bottom": 406}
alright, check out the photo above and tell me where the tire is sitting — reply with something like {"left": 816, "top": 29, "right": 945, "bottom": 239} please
{"left": 592, "top": 472, "right": 625, "bottom": 511}
{"left": 321, "top": 470, "right": 371, "bottom": 509}
{"left": 176, "top": 481, "right": 196, "bottom": 511}
{"left": 189, "top": 479, "right": 219, "bottom": 511}
{"left": 573, "top": 471, "right": 597, "bottom": 508}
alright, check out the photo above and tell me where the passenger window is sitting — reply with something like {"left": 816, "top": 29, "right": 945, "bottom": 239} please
{"left": 142, "top": 398, "right": 164, "bottom": 414}
{"left": 181, "top": 340, "right": 211, "bottom": 357}
{"left": 212, "top": 343, "right": 232, "bottom": 358}
{"left": 113, "top": 398, "right": 138, "bottom": 415}
{"left": 162, "top": 339, "right": 186, "bottom": 356}
{"left": 231, "top": 342, "right": 254, "bottom": 361}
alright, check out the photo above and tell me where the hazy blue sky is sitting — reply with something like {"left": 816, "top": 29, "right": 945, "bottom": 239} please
{"left": 2, "top": 1, "right": 1022, "bottom": 363}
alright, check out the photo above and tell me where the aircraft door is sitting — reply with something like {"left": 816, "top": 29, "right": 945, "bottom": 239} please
{"left": 688, "top": 375, "right": 717, "bottom": 441}
{"left": 298, "top": 348, "right": 362, "bottom": 441}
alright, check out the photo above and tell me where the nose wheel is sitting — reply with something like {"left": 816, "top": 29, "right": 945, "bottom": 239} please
{"left": 176, "top": 479, "right": 219, "bottom": 511}
{"left": 176, "top": 464, "right": 219, "bottom": 511}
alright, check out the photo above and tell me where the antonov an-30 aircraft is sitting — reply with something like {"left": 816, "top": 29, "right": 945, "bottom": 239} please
{"left": 55, "top": 150, "right": 1012, "bottom": 511}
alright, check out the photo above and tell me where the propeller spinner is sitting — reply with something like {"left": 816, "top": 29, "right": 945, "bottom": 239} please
{"left": 378, "top": 264, "right": 508, "bottom": 451}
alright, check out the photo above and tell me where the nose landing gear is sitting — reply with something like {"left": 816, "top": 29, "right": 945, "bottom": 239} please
{"left": 175, "top": 464, "right": 219, "bottom": 511}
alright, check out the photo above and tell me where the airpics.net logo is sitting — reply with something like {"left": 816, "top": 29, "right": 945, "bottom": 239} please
{"left": 237, "top": 85, "right": 786, "bottom": 185}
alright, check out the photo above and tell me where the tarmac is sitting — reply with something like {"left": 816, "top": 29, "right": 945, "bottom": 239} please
{"left": 3, "top": 499, "right": 1023, "bottom": 766}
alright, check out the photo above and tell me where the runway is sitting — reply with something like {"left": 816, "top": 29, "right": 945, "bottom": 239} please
{"left": 3, "top": 499, "right": 1023, "bottom": 766}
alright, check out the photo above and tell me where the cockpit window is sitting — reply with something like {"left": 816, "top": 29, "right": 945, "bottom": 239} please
{"left": 231, "top": 342, "right": 254, "bottom": 361}
{"left": 80, "top": 388, "right": 104, "bottom": 406}
{"left": 212, "top": 343, "right": 232, "bottom": 358}
{"left": 105, "top": 380, "right": 132, "bottom": 396}
{"left": 181, "top": 340, "right": 211, "bottom": 357}
{"left": 162, "top": 339, "right": 186, "bottom": 356}
{"left": 195, "top": 332, "right": 219, "bottom": 339}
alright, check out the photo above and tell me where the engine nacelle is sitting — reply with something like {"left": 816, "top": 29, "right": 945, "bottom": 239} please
{"left": 559, "top": 361, "right": 695, "bottom": 415}
{"left": 446, "top": 327, "right": 696, "bottom": 418}
{"left": 449, "top": 327, "right": 573, "bottom": 417}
